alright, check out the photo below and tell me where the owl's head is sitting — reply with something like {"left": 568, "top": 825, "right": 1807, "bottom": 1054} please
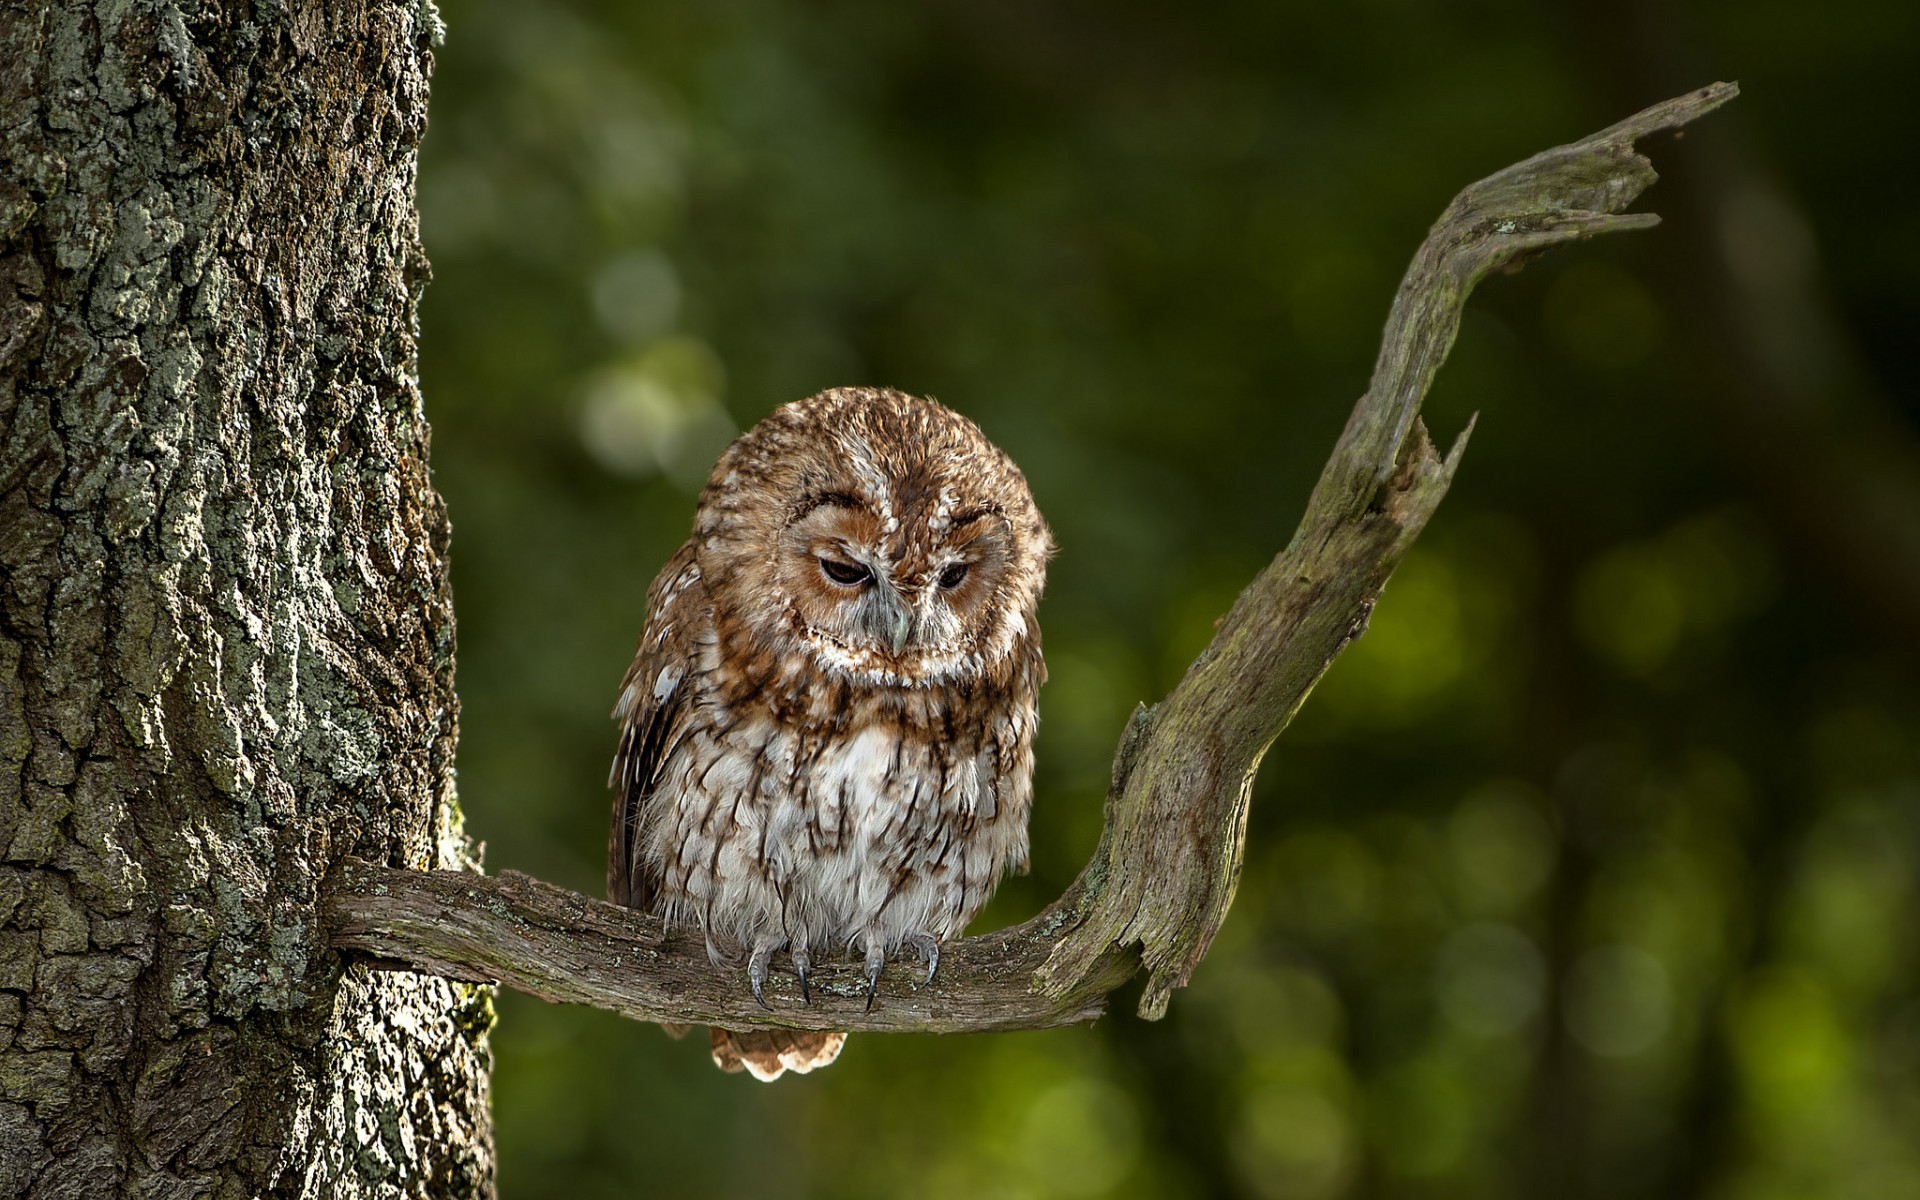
{"left": 694, "top": 387, "right": 1052, "bottom": 687}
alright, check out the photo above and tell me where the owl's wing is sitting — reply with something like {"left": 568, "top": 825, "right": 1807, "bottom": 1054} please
{"left": 608, "top": 541, "right": 706, "bottom": 912}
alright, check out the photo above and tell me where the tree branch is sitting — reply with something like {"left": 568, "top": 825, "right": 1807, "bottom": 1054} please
{"left": 327, "top": 858, "right": 1137, "bottom": 1032}
{"left": 326, "top": 82, "right": 1738, "bottom": 1035}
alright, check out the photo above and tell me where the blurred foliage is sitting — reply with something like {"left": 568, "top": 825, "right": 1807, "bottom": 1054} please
{"left": 415, "top": 1, "right": 1920, "bottom": 1196}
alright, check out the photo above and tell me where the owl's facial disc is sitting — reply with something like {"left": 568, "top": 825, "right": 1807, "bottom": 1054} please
{"left": 777, "top": 494, "right": 1012, "bottom": 675}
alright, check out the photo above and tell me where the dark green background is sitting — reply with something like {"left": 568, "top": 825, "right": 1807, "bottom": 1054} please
{"left": 417, "top": 2, "right": 1920, "bottom": 1195}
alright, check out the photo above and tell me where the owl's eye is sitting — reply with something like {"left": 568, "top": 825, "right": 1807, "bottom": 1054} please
{"left": 938, "top": 562, "right": 970, "bottom": 590}
{"left": 818, "top": 557, "right": 872, "bottom": 587}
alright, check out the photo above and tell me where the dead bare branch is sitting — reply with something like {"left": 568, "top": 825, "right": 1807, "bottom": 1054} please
{"left": 326, "top": 82, "right": 1739, "bottom": 1034}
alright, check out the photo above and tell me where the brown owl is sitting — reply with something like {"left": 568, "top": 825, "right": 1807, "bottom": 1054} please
{"left": 609, "top": 386, "right": 1052, "bottom": 1080}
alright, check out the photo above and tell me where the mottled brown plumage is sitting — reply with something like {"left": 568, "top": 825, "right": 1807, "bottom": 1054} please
{"left": 609, "top": 387, "right": 1051, "bottom": 1080}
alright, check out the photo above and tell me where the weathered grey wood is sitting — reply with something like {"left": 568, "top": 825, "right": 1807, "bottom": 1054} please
{"left": 327, "top": 858, "right": 1137, "bottom": 1033}
{"left": 326, "top": 83, "right": 1738, "bottom": 1037}
{"left": 1, "top": 2, "right": 493, "bottom": 1194}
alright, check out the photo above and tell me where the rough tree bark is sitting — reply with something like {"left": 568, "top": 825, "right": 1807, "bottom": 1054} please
{"left": 1, "top": 2, "right": 492, "bottom": 1197}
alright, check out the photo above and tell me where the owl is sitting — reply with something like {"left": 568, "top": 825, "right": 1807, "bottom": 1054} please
{"left": 609, "top": 386, "right": 1052, "bottom": 1080}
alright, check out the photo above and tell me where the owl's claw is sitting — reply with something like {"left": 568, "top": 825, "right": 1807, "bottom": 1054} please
{"left": 747, "top": 942, "right": 776, "bottom": 1011}
{"left": 908, "top": 932, "right": 940, "bottom": 987}
{"left": 862, "top": 943, "right": 885, "bottom": 1012}
{"left": 791, "top": 944, "right": 813, "bottom": 1006}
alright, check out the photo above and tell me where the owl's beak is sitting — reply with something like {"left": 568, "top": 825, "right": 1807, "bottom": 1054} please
{"left": 861, "top": 586, "right": 916, "bottom": 656}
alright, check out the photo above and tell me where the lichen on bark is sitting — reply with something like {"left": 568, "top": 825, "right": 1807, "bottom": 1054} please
{"left": 1, "top": 1, "right": 492, "bottom": 1195}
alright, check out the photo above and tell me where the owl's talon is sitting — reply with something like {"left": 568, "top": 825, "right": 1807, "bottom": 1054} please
{"left": 862, "top": 943, "right": 885, "bottom": 1012}
{"left": 908, "top": 932, "right": 940, "bottom": 987}
{"left": 748, "top": 942, "right": 776, "bottom": 1010}
{"left": 792, "top": 945, "right": 813, "bottom": 1006}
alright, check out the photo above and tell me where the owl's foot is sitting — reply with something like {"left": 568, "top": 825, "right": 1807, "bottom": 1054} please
{"left": 747, "top": 941, "right": 780, "bottom": 1010}
{"left": 791, "top": 943, "right": 813, "bottom": 1005}
{"left": 855, "top": 933, "right": 941, "bottom": 1010}
{"left": 906, "top": 931, "right": 941, "bottom": 986}
{"left": 862, "top": 941, "right": 885, "bottom": 1012}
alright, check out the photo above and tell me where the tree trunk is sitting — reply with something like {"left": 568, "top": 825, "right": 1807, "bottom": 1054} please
{"left": 1, "top": 2, "right": 493, "bottom": 1196}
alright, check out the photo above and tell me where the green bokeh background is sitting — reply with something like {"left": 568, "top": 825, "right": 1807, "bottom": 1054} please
{"left": 415, "top": 2, "right": 1920, "bottom": 1196}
